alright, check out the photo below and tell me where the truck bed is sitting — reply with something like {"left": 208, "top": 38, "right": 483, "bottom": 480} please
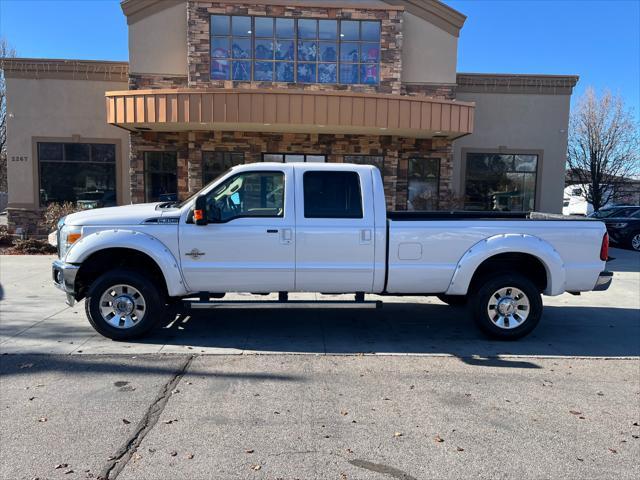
{"left": 387, "top": 211, "right": 597, "bottom": 221}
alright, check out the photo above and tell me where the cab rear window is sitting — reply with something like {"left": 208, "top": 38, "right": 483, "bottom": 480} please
{"left": 303, "top": 171, "right": 363, "bottom": 219}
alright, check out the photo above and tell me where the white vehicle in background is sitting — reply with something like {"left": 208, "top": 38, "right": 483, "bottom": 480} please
{"left": 52, "top": 163, "right": 612, "bottom": 342}
{"left": 563, "top": 184, "right": 614, "bottom": 216}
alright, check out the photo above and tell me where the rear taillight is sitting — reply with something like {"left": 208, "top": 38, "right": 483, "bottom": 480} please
{"left": 600, "top": 232, "right": 609, "bottom": 261}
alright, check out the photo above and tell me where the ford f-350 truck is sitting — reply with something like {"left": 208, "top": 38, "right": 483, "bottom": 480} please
{"left": 52, "top": 163, "right": 612, "bottom": 340}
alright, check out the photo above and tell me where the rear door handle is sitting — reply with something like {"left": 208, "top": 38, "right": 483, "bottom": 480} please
{"left": 267, "top": 229, "right": 279, "bottom": 234}
{"left": 281, "top": 228, "right": 293, "bottom": 244}
{"left": 360, "top": 229, "right": 372, "bottom": 244}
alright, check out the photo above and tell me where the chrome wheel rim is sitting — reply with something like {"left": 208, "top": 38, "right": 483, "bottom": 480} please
{"left": 99, "top": 284, "right": 146, "bottom": 329}
{"left": 487, "top": 286, "right": 530, "bottom": 330}
{"left": 632, "top": 234, "right": 640, "bottom": 251}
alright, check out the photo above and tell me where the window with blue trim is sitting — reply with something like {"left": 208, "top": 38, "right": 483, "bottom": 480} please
{"left": 210, "top": 15, "right": 380, "bottom": 85}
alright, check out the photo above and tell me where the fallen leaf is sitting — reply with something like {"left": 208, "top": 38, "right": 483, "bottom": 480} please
{"left": 122, "top": 418, "right": 131, "bottom": 425}
{"left": 608, "top": 448, "right": 617, "bottom": 454}
{"left": 394, "top": 432, "right": 403, "bottom": 437}
{"left": 569, "top": 410, "right": 582, "bottom": 416}
{"left": 345, "top": 448, "right": 354, "bottom": 454}
{"left": 579, "top": 416, "right": 586, "bottom": 420}
{"left": 434, "top": 435, "right": 444, "bottom": 443}
{"left": 163, "top": 419, "right": 178, "bottom": 425}
{"left": 633, "top": 422, "right": 639, "bottom": 426}
{"left": 169, "top": 451, "right": 177, "bottom": 457}
{"left": 185, "top": 453, "right": 194, "bottom": 459}
{"left": 38, "top": 417, "right": 47, "bottom": 423}
{"left": 148, "top": 448, "right": 156, "bottom": 453}
{"left": 171, "top": 389, "right": 180, "bottom": 394}
{"left": 250, "top": 464, "right": 261, "bottom": 471}
{"left": 632, "top": 435, "right": 639, "bottom": 439}
{"left": 456, "top": 447, "right": 464, "bottom": 452}
{"left": 133, "top": 453, "right": 142, "bottom": 462}
{"left": 577, "top": 458, "right": 584, "bottom": 462}
{"left": 54, "top": 464, "right": 69, "bottom": 469}
{"left": 340, "top": 410, "right": 348, "bottom": 416}
{"left": 28, "top": 397, "right": 36, "bottom": 401}
{"left": 19, "top": 363, "right": 34, "bottom": 369}
{"left": 274, "top": 411, "right": 280, "bottom": 415}
{"left": 597, "top": 392, "right": 604, "bottom": 396}
{"left": 64, "top": 470, "right": 74, "bottom": 475}
{"left": 245, "top": 449, "right": 254, "bottom": 454}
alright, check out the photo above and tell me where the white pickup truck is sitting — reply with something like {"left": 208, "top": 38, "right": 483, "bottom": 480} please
{"left": 52, "top": 163, "right": 612, "bottom": 341}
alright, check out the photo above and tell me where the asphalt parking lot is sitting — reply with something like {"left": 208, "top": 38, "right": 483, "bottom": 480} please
{"left": 1, "top": 249, "right": 639, "bottom": 479}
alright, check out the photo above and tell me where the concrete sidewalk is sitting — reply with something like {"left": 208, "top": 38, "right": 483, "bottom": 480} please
{"left": 1, "top": 354, "right": 639, "bottom": 480}
{"left": 0, "top": 249, "right": 638, "bottom": 357}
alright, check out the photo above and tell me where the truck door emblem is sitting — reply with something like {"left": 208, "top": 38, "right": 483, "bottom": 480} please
{"left": 185, "top": 248, "right": 205, "bottom": 258}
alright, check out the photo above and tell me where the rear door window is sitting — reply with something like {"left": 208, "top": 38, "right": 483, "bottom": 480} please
{"left": 303, "top": 171, "right": 363, "bottom": 218}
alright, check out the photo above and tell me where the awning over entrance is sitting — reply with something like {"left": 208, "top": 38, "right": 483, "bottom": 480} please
{"left": 105, "top": 88, "right": 474, "bottom": 139}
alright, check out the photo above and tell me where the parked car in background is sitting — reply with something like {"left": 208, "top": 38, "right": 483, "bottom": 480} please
{"left": 604, "top": 209, "right": 640, "bottom": 251}
{"left": 588, "top": 205, "right": 640, "bottom": 219}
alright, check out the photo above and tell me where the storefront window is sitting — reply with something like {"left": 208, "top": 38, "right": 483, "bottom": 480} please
{"left": 464, "top": 153, "right": 538, "bottom": 211}
{"left": 407, "top": 158, "right": 440, "bottom": 210}
{"left": 144, "top": 152, "right": 177, "bottom": 202}
{"left": 202, "top": 151, "right": 244, "bottom": 184}
{"left": 344, "top": 155, "right": 384, "bottom": 172}
{"left": 37, "top": 142, "right": 117, "bottom": 208}
{"left": 262, "top": 153, "right": 326, "bottom": 163}
{"left": 210, "top": 15, "right": 380, "bottom": 84}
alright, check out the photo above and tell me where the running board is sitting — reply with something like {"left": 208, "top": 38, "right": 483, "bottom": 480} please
{"left": 188, "top": 300, "right": 382, "bottom": 310}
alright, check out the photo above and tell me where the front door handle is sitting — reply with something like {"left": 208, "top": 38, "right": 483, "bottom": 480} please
{"left": 360, "top": 229, "right": 372, "bottom": 244}
{"left": 267, "top": 229, "right": 279, "bottom": 234}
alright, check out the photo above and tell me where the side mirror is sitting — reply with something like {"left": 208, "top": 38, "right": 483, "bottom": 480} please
{"left": 194, "top": 195, "right": 208, "bottom": 226}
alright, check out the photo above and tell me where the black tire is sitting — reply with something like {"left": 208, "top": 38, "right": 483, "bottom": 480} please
{"left": 470, "top": 273, "right": 542, "bottom": 340}
{"left": 437, "top": 294, "right": 468, "bottom": 307}
{"left": 628, "top": 231, "right": 640, "bottom": 252}
{"left": 85, "top": 268, "right": 165, "bottom": 340}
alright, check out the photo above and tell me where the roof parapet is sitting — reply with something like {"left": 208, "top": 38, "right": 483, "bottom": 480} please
{"left": 1, "top": 58, "right": 129, "bottom": 82}
{"left": 457, "top": 73, "right": 579, "bottom": 95}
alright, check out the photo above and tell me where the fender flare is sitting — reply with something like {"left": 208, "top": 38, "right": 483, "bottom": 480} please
{"left": 445, "top": 233, "right": 566, "bottom": 296}
{"left": 65, "top": 229, "right": 189, "bottom": 297}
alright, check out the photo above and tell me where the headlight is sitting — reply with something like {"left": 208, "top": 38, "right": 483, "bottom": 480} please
{"left": 610, "top": 222, "right": 628, "bottom": 229}
{"left": 59, "top": 225, "right": 83, "bottom": 258}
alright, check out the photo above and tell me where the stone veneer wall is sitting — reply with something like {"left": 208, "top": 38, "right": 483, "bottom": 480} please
{"left": 129, "top": 130, "right": 453, "bottom": 211}
{"left": 6, "top": 208, "right": 47, "bottom": 237}
{"left": 187, "top": 1, "right": 403, "bottom": 94}
{"left": 403, "top": 83, "right": 456, "bottom": 100}
{"left": 129, "top": 74, "right": 189, "bottom": 90}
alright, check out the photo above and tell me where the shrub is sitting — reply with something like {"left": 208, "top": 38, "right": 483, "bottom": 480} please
{"left": 0, "top": 225, "right": 12, "bottom": 246}
{"left": 43, "top": 202, "right": 82, "bottom": 232}
{"left": 10, "top": 238, "right": 57, "bottom": 255}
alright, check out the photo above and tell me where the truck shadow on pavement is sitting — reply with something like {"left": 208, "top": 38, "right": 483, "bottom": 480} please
{"left": 143, "top": 302, "right": 640, "bottom": 363}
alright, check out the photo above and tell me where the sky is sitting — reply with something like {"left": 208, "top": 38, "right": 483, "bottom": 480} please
{"left": 0, "top": 0, "right": 638, "bottom": 115}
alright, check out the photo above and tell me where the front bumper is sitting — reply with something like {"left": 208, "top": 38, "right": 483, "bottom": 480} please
{"left": 52, "top": 260, "right": 80, "bottom": 306}
{"left": 593, "top": 271, "right": 613, "bottom": 291}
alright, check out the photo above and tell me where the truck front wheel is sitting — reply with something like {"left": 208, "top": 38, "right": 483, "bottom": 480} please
{"left": 470, "top": 273, "right": 542, "bottom": 340}
{"left": 85, "top": 269, "right": 165, "bottom": 340}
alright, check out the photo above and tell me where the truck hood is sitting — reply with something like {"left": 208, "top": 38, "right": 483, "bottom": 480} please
{"left": 63, "top": 203, "right": 179, "bottom": 227}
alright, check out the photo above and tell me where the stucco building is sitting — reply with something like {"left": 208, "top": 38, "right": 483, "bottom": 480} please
{"left": 2, "top": 0, "right": 578, "bottom": 235}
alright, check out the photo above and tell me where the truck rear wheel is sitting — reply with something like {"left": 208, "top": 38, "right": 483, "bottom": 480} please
{"left": 470, "top": 273, "right": 542, "bottom": 340}
{"left": 85, "top": 269, "right": 165, "bottom": 340}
